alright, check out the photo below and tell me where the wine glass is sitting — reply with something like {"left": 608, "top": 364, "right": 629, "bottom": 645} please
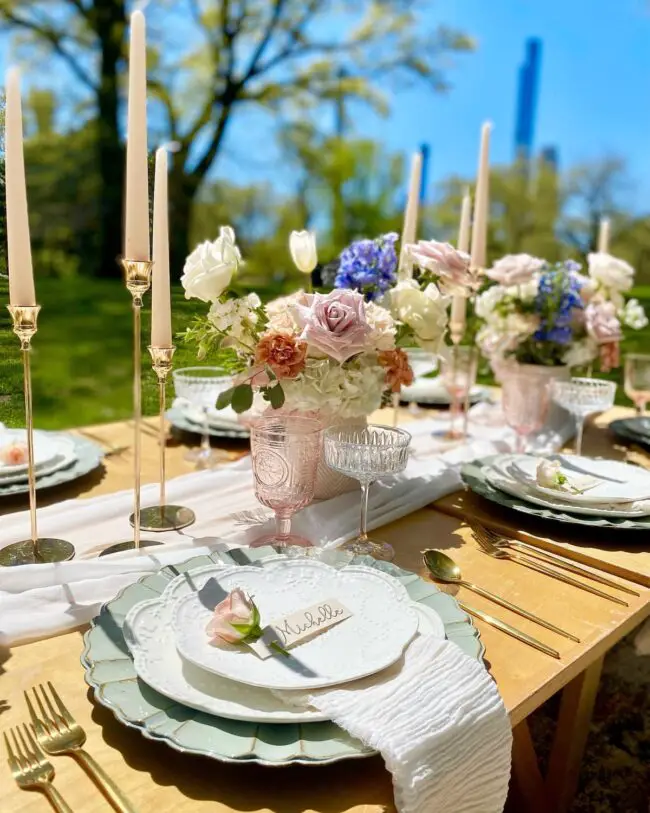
{"left": 172, "top": 367, "right": 233, "bottom": 469}
{"left": 501, "top": 371, "right": 551, "bottom": 453}
{"left": 249, "top": 415, "right": 322, "bottom": 549}
{"left": 624, "top": 354, "right": 650, "bottom": 415}
{"left": 438, "top": 346, "right": 478, "bottom": 440}
{"left": 323, "top": 424, "right": 411, "bottom": 562}
{"left": 551, "top": 377, "right": 617, "bottom": 456}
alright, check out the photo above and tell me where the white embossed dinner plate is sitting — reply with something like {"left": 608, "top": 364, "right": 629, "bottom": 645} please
{"left": 508, "top": 454, "right": 650, "bottom": 505}
{"left": 0, "top": 429, "right": 64, "bottom": 476}
{"left": 400, "top": 376, "right": 485, "bottom": 405}
{"left": 485, "top": 457, "right": 650, "bottom": 518}
{"left": 172, "top": 559, "right": 419, "bottom": 690}
{"left": 124, "top": 574, "right": 444, "bottom": 724}
{"left": 0, "top": 435, "right": 78, "bottom": 484}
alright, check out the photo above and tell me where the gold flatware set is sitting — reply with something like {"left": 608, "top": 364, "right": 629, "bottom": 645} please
{"left": 423, "top": 520, "right": 641, "bottom": 659}
{"left": 5, "top": 681, "right": 136, "bottom": 812}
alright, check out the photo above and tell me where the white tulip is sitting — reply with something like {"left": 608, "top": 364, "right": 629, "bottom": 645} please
{"left": 289, "top": 230, "right": 318, "bottom": 274}
{"left": 181, "top": 226, "right": 242, "bottom": 302}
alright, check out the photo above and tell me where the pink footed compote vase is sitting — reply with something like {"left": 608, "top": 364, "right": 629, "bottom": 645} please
{"left": 249, "top": 415, "right": 323, "bottom": 549}
{"left": 501, "top": 370, "right": 551, "bottom": 453}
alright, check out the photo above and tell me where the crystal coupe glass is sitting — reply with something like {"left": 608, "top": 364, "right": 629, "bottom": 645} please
{"left": 323, "top": 424, "right": 411, "bottom": 562}
{"left": 551, "top": 377, "right": 616, "bottom": 456}
{"left": 172, "top": 367, "right": 233, "bottom": 469}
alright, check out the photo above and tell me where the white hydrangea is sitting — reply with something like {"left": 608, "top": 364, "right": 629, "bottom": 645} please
{"left": 563, "top": 338, "right": 598, "bottom": 368}
{"left": 620, "top": 298, "right": 648, "bottom": 330}
{"left": 475, "top": 285, "right": 509, "bottom": 322}
{"left": 208, "top": 294, "right": 261, "bottom": 350}
{"left": 281, "top": 359, "right": 385, "bottom": 419}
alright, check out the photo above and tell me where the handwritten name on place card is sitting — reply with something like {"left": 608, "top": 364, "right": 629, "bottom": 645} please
{"left": 249, "top": 599, "right": 352, "bottom": 660}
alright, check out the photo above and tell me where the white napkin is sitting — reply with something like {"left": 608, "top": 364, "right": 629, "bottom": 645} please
{"left": 276, "top": 635, "right": 512, "bottom": 813}
{"left": 0, "top": 422, "right": 460, "bottom": 645}
{"left": 172, "top": 397, "right": 243, "bottom": 430}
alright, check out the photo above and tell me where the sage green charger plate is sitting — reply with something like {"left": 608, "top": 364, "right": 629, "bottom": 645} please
{"left": 462, "top": 457, "right": 650, "bottom": 530}
{"left": 82, "top": 547, "right": 484, "bottom": 766}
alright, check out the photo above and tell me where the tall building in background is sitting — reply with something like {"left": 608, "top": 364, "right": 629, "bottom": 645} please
{"left": 514, "top": 38, "right": 542, "bottom": 163}
{"left": 419, "top": 143, "right": 431, "bottom": 204}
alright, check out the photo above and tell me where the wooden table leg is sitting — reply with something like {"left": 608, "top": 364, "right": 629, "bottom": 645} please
{"left": 510, "top": 720, "right": 549, "bottom": 813}
{"left": 544, "top": 656, "right": 605, "bottom": 813}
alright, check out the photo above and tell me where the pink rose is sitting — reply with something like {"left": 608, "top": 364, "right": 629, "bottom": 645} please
{"left": 486, "top": 254, "right": 546, "bottom": 286}
{"left": 585, "top": 301, "right": 622, "bottom": 345}
{"left": 206, "top": 588, "right": 257, "bottom": 644}
{"left": 408, "top": 240, "right": 474, "bottom": 294}
{"left": 293, "top": 290, "right": 371, "bottom": 363}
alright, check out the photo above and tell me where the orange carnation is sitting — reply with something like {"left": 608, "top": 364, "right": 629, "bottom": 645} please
{"left": 378, "top": 348, "right": 414, "bottom": 393}
{"left": 255, "top": 333, "right": 307, "bottom": 380}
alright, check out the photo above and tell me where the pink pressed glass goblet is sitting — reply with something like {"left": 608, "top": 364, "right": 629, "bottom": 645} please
{"left": 249, "top": 415, "right": 322, "bottom": 549}
{"left": 501, "top": 372, "right": 551, "bottom": 453}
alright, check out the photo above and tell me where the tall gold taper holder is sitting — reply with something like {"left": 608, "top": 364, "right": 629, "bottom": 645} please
{"left": 100, "top": 259, "right": 162, "bottom": 556}
{"left": 131, "top": 345, "right": 195, "bottom": 532}
{"left": 0, "top": 305, "right": 75, "bottom": 566}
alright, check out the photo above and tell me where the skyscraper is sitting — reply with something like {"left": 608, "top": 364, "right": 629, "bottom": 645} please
{"left": 514, "top": 38, "right": 542, "bottom": 162}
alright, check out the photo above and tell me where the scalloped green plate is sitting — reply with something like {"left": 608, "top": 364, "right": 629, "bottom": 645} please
{"left": 462, "top": 457, "right": 650, "bottom": 530}
{"left": 82, "top": 548, "right": 483, "bottom": 766}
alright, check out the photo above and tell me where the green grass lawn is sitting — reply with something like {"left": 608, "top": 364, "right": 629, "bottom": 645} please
{"left": 1, "top": 277, "right": 650, "bottom": 430}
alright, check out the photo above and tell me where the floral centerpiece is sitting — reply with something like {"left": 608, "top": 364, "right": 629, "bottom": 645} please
{"left": 474, "top": 252, "right": 647, "bottom": 372}
{"left": 181, "top": 227, "right": 454, "bottom": 424}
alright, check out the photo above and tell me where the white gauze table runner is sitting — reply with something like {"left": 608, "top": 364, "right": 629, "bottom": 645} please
{"left": 0, "top": 407, "right": 573, "bottom": 645}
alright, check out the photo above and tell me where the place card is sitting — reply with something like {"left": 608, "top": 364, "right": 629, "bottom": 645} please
{"left": 249, "top": 599, "right": 352, "bottom": 660}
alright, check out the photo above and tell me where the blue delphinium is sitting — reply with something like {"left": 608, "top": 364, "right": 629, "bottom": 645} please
{"left": 533, "top": 262, "right": 584, "bottom": 345}
{"left": 335, "top": 233, "right": 399, "bottom": 301}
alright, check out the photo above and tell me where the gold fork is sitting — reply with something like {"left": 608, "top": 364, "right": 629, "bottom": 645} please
{"left": 471, "top": 522, "right": 640, "bottom": 597}
{"left": 472, "top": 528, "right": 628, "bottom": 607}
{"left": 4, "top": 723, "right": 73, "bottom": 812}
{"left": 25, "top": 682, "right": 136, "bottom": 813}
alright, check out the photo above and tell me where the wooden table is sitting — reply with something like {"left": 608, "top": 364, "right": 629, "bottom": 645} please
{"left": 2, "top": 407, "right": 649, "bottom": 813}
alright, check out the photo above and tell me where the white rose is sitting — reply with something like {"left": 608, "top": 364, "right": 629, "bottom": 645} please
{"left": 621, "top": 298, "right": 648, "bottom": 330}
{"left": 181, "top": 226, "right": 241, "bottom": 302}
{"left": 289, "top": 230, "right": 318, "bottom": 274}
{"left": 391, "top": 280, "right": 448, "bottom": 354}
{"left": 365, "top": 301, "right": 396, "bottom": 351}
{"left": 587, "top": 252, "right": 634, "bottom": 293}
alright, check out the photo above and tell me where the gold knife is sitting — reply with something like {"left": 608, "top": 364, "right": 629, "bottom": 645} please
{"left": 458, "top": 600, "right": 561, "bottom": 659}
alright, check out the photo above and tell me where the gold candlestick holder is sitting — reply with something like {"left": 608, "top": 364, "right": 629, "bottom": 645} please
{"left": 100, "top": 259, "right": 162, "bottom": 556}
{"left": 132, "top": 345, "right": 195, "bottom": 532}
{"left": 0, "top": 305, "right": 75, "bottom": 566}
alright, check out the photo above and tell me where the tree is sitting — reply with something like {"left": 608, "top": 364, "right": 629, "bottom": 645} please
{"left": 0, "top": 0, "right": 472, "bottom": 275}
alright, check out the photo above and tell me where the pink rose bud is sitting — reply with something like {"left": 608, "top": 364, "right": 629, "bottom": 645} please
{"left": 206, "top": 588, "right": 258, "bottom": 645}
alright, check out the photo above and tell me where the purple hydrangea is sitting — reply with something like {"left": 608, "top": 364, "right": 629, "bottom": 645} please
{"left": 335, "top": 233, "right": 399, "bottom": 301}
{"left": 534, "top": 262, "right": 584, "bottom": 345}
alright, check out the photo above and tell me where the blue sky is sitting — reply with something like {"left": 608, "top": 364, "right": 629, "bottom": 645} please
{"left": 368, "top": 0, "right": 650, "bottom": 207}
{"left": 4, "top": 0, "right": 650, "bottom": 209}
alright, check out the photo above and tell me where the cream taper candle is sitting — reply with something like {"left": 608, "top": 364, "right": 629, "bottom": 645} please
{"left": 124, "top": 10, "right": 150, "bottom": 261}
{"left": 450, "top": 188, "right": 472, "bottom": 343}
{"left": 597, "top": 217, "right": 610, "bottom": 254}
{"left": 470, "top": 122, "right": 492, "bottom": 271}
{"left": 5, "top": 68, "right": 35, "bottom": 306}
{"left": 398, "top": 151, "right": 423, "bottom": 278}
{"left": 151, "top": 147, "right": 172, "bottom": 347}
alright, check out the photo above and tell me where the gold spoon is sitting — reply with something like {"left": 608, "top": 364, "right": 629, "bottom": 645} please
{"left": 423, "top": 549, "right": 578, "bottom": 644}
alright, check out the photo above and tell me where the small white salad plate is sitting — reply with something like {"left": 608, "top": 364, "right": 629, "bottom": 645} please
{"left": 486, "top": 455, "right": 650, "bottom": 518}
{"left": 508, "top": 454, "right": 650, "bottom": 505}
{"left": 124, "top": 563, "right": 443, "bottom": 724}
{"left": 172, "top": 559, "right": 419, "bottom": 691}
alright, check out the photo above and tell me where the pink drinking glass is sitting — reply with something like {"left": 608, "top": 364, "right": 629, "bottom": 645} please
{"left": 249, "top": 415, "right": 322, "bottom": 549}
{"left": 501, "top": 372, "right": 551, "bottom": 453}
